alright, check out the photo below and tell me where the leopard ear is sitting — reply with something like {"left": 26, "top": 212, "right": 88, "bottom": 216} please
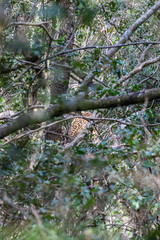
{"left": 81, "top": 111, "right": 92, "bottom": 118}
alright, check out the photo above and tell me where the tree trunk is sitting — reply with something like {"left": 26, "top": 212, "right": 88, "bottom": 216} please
{"left": 0, "top": 0, "right": 4, "bottom": 61}
{"left": 45, "top": 0, "right": 75, "bottom": 143}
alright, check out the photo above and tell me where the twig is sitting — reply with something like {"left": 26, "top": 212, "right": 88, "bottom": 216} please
{"left": 44, "top": 42, "right": 160, "bottom": 61}
{"left": 2, "top": 115, "right": 137, "bottom": 145}
{"left": 4, "top": 21, "right": 54, "bottom": 41}
{"left": 2, "top": 116, "right": 76, "bottom": 145}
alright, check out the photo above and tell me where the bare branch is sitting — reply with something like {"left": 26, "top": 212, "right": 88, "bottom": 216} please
{"left": 2, "top": 116, "right": 76, "bottom": 145}
{"left": 79, "top": 1, "right": 160, "bottom": 89}
{"left": 1, "top": 87, "right": 160, "bottom": 139}
{"left": 105, "top": 1, "right": 160, "bottom": 59}
{"left": 137, "top": 44, "right": 152, "bottom": 65}
{"left": 115, "top": 55, "right": 160, "bottom": 87}
{"left": 4, "top": 21, "right": 49, "bottom": 29}
{"left": 45, "top": 42, "right": 160, "bottom": 60}
{"left": 4, "top": 21, "right": 54, "bottom": 41}
{"left": 3, "top": 116, "right": 137, "bottom": 145}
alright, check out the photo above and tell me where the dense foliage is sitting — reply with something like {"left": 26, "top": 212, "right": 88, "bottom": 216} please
{"left": 0, "top": 0, "right": 160, "bottom": 239}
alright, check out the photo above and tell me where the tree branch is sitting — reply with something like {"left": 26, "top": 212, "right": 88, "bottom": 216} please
{"left": 105, "top": 1, "right": 160, "bottom": 59}
{"left": 115, "top": 55, "right": 160, "bottom": 87}
{"left": 45, "top": 42, "right": 160, "bottom": 59}
{"left": 4, "top": 21, "right": 53, "bottom": 41}
{"left": 79, "top": 1, "right": 160, "bottom": 89}
{"left": 1, "top": 87, "right": 160, "bottom": 139}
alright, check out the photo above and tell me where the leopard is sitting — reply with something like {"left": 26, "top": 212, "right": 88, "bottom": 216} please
{"left": 68, "top": 112, "right": 92, "bottom": 139}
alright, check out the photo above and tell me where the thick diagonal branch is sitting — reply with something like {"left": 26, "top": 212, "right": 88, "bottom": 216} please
{"left": 80, "top": 1, "right": 160, "bottom": 89}
{"left": 1, "top": 87, "right": 160, "bottom": 139}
